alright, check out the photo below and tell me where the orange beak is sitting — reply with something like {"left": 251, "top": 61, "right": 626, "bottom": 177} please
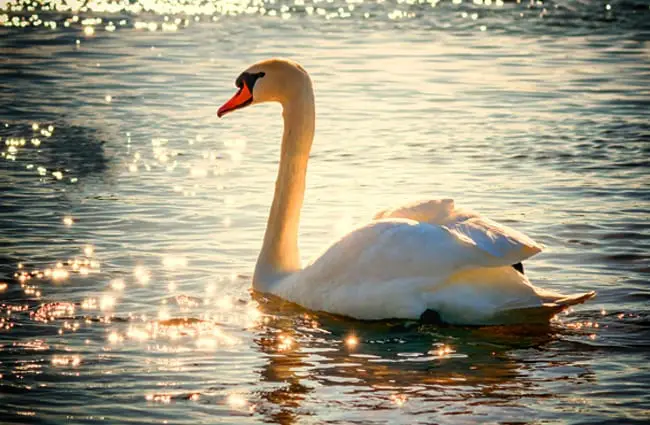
{"left": 217, "top": 83, "right": 253, "bottom": 118}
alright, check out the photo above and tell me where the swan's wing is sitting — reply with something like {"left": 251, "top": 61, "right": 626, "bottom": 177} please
{"left": 447, "top": 216, "right": 541, "bottom": 265}
{"left": 374, "top": 199, "right": 542, "bottom": 265}
{"left": 306, "top": 219, "right": 533, "bottom": 284}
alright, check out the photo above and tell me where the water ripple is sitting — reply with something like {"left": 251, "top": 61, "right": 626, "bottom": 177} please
{"left": 1, "top": 0, "right": 649, "bottom": 424}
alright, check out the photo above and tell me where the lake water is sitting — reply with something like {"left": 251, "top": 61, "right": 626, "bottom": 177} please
{"left": 1, "top": 0, "right": 649, "bottom": 423}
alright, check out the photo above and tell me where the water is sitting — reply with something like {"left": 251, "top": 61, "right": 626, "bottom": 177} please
{"left": 1, "top": 0, "right": 649, "bottom": 423}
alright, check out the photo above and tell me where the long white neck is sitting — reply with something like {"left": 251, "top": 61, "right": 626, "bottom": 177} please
{"left": 253, "top": 84, "right": 315, "bottom": 290}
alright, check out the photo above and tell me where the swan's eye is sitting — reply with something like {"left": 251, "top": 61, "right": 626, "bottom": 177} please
{"left": 235, "top": 72, "right": 266, "bottom": 91}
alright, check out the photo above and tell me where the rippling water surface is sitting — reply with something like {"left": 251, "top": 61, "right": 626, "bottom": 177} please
{"left": 1, "top": 0, "right": 650, "bottom": 423}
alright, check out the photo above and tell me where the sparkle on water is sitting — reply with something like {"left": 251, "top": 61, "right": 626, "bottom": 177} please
{"left": 1, "top": 0, "right": 649, "bottom": 424}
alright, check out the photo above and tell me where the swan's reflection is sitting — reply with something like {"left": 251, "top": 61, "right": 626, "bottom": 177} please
{"left": 250, "top": 296, "right": 311, "bottom": 424}
{"left": 252, "top": 294, "right": 595, "bottom": 423}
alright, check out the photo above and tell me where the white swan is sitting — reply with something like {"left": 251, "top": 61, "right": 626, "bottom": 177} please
{"left": 217, "top": 58, "right": 595, "bottom": 325}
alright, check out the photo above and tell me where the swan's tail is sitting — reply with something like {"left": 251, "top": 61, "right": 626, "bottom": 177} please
{"left": 493, "top": 291, "right": 596, "bottom": 324}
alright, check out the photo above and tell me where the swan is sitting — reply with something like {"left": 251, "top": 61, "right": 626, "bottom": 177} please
{"left": 217, "top": 58, "right": 595, "bottom": 325}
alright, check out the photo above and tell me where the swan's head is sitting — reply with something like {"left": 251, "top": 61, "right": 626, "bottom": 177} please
{"left": 217, "top": 58, "right": 311, "bottom": 118}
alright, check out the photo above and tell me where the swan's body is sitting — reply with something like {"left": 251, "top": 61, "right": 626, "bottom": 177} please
{"left": 218, "top": 58, "right": 595, "bottom": 325}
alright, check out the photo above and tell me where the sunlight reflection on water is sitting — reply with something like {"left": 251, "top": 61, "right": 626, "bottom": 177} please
{"left": 1, "top": 0, "right": 650, "bottom": 424}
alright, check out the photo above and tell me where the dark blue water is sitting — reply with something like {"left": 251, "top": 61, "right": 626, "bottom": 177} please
{"left": 1, "top": 1, "right": 650, "bottom": 423}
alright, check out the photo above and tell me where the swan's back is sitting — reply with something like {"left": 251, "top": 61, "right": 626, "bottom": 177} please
{"left": 375, "top": 199, "right": 542, "bottom": 265}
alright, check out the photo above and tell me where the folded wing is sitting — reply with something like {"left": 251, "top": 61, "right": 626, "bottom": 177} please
{"left": 374, "top": 199, "right": 542, "bottom": 266}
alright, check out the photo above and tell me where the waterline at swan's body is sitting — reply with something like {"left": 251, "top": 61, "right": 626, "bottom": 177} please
{"left": 217, "top": 58, "right": 595, "bottom": 325}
